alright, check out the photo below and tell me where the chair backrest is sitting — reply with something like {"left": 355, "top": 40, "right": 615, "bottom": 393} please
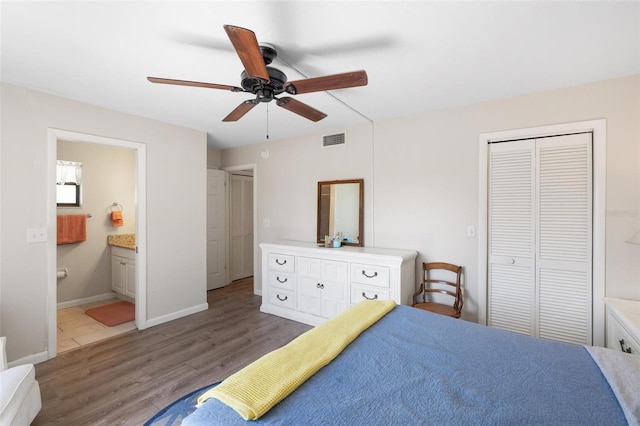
{"left": 414, "top": 262, "right": 463, "bottom": 315}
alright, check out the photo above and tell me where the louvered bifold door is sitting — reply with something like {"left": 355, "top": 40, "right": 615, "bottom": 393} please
{"left": 487, "top": 140, "right": 536, "bottom": 336}
{"left": 536, "top": 133, "right": 592, "bottom": 345}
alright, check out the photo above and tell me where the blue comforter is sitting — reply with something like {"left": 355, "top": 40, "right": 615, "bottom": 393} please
{"left": 184, "top": 305, "right": 626, "bottom": 425}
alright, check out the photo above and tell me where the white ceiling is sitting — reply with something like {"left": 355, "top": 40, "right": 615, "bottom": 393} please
{"left": 2, "top": 1, "right": 638, "bottom": 150}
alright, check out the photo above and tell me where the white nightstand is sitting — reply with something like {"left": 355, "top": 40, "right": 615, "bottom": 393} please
{"left": 604, "top": 298, "right": 640, "bottom": 355}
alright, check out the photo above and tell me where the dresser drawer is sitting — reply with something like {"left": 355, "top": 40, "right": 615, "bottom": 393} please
{"left": 268, "top": 253, "right": 295, "bottom": 272}
{"left": 607, "top": 314, "right": 640, "bottom": 355}
{"left": 269, "top": 288, "right": 296, "bottom": 310}
{"left": 350, "top": 263, "right": 390, "bottom": 288}
{"left": 351, "top": 284, "right": 390, "bottom": 304}
{"left": 268, "top": 271, "right": 295, "bottom": 291}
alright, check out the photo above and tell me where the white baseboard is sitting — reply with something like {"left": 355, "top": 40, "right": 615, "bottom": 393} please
{"left": 57, "top": 292, "right": 118, "bottom": 310}
{"left": 9, "top": 350, "right": 49, "bottom": 368}
{"left": 145, "top": 303, "right": 209, "bottom": 328}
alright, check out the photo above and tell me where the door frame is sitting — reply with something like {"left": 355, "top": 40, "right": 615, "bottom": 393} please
{"left": 47, "top": 129, "right": 147, "bottom": 358}
{"left": 223, "top": 163, "right": 259, "bottom": 294}
{"left": 477, "top": 119, "right": 606, "bottom": 346}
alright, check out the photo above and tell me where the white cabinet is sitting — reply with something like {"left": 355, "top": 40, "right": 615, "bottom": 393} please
{"left": 261, "top": 242, "right": 417, "bottom": 326}
{"left": 604, "top": 298, "right": 640, "bottom": 355}
{"left": 111, "top": 246, "right": 135, "bottom": 299}
{"left": 297, "top": 257, "right": 348, "bottom": 319}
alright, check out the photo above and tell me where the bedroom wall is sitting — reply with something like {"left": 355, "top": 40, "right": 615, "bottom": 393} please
{"left": 220, "top": 74, "right": 640, "bottom": 322}
{"left": 0, "top": 83, "right": 208, "bottom": 363}
{"left": 207, "top": 148, "right": 222, "bottom": 169}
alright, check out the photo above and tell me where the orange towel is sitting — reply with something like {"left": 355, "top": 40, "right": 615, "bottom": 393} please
{"left": 57, "top": 215, "right": 87, "bottom": 245}
{"left": 111, "top": 211, "right": 123, "bottom": 227}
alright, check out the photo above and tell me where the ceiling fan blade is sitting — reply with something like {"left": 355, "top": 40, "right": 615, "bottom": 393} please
{"left": 222, "top": 100, "right": 259, "bottom": 122}
{"left": 276, "top": 97, "right": 327, "bottom": 122}
{"left": 147, "top": 77, "right": 242, "bottom": 92}
{"left": 284, "top": 70, "right": 368, "bottom": 95}
{"left": 223, "top": 25, "right": 270, "bottom": 82}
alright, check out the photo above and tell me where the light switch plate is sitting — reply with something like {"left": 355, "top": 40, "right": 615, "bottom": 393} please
{"left": 467, "top": 225, "right": 476, "bottom": 238}
{"left": 27, "top": 227, "right": 48, "bottom": 243}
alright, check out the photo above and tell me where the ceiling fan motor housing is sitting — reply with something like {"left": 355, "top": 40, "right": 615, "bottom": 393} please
{"left": 241, "top": 66, "right": 287, "bottom": 102}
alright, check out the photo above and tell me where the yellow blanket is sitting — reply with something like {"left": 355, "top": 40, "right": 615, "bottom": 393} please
{"left": 197, "top": 299, "right": 396, "bottom": 420}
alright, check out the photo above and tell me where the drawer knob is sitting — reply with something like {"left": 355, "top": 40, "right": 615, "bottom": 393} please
{"left": 276, "top": 294, "right": 288, "bottom": 301}
{"left": 276, "top": 276, "right": 288, "bottom": 283}
{"left": 362, "top": 270, "right": 378, "bottom": 279}
{"left": 362, "top": 292, "right": 378, "bottom": 300}
{"left": 619, "top": 339, "right": 633, "bottom": 354}
{"left": 316, "top": 283, "right": 324, "bottom": 289}
{"left": 276, "top": 259, "right": 287, "bottom": 265}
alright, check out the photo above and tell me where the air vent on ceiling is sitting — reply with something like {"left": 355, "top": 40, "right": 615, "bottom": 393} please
{"left": 322, "top": 132, "right": 346, "bottom": 147}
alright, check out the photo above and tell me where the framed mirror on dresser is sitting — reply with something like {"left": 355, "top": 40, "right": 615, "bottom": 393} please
{"left": 317, "top": 179, "right": 363, "bottom": 247}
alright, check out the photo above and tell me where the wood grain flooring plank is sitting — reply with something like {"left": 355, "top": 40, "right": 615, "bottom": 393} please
{"left": 32, "top": 278, "right": 312, "bottom": 425}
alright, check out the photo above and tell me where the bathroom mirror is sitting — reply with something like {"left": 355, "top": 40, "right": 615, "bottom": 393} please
{"left": 317, "top": 179, "right": 363, "bottom": 247}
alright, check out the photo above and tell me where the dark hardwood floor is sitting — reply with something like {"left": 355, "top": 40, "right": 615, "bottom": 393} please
{"left": 33, "top": 278, "right": 311, "bottom": 425}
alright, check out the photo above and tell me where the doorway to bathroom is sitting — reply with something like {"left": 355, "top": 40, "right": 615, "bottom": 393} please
{"left": 47, "top": 129, "right": 147, "bottom": 358}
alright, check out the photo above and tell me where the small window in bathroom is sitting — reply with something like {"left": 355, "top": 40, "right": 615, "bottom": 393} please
{"left": 56, "top": 160, "right": 82, "bottom": 207}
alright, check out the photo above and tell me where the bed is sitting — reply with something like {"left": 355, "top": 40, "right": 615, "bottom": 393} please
{"left": 183, "top": 302, "right": 639, "bottom": 425}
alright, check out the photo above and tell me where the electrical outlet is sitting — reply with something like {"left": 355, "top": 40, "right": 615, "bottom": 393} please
{"left": 263, "top": 219, "right": 270, "bottom": 228}
{"left": 27, "top": 227, "right": 48, "bottom": 243}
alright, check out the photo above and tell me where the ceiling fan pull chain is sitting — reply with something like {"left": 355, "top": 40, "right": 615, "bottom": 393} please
{"left": 266, "top": 103, "right": 269, "bottom": 140}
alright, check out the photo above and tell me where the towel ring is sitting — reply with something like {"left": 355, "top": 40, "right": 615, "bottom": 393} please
{"left": 109, "top": 202, "right": 123, "bottom": 212}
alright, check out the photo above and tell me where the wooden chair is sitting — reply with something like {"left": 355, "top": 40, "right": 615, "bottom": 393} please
{"left": 412, "top": 262, "right": 463, "bottom": 318}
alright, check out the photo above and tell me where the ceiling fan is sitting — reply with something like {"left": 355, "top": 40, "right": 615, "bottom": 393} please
{"left": 147, "top": 25, "right": 368, "bottom": 122}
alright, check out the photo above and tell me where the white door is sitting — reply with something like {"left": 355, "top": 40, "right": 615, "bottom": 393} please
{"left": 230, "top": 174, "right": 253, "bottom": 281}
{"left": 487, "top": 139, "right": 536, "bottom": 336}
{"left": 207, "top": 169, "right": 227, "bottom": 290}
{"left": 488, "top": 133, "right": 593, "bottom": 345}
{"left": 536, "top": 135, "right": 592, "bottom": 344}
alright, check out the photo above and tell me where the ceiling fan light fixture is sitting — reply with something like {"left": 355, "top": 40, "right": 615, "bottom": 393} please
{"left": 256, "top": 87, "right": 274, "bottom": 102}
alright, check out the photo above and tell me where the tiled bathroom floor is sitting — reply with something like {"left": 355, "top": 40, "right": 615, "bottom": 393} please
{"left": 57, "top": 298, "right": 136, "bottom": 354}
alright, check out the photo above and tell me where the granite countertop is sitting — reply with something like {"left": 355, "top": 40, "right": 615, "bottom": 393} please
{"left": 108, "top": 233, "right": 135, "bottom": 250}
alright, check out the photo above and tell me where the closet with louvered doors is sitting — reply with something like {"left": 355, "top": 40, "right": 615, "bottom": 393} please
{"left": 487, "top": 132, "right": 593, "bottom": 345}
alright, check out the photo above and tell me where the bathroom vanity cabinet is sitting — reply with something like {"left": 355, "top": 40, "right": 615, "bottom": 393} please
{"left": 111, "top": 246, "right": 135, "bottom": 299}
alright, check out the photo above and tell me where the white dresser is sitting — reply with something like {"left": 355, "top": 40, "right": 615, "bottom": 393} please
{"left": 261, "top": 242, "right": 417, "bottom": 326}
{"left": 604, "top": 298, "right": 640, "bottom": 355}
